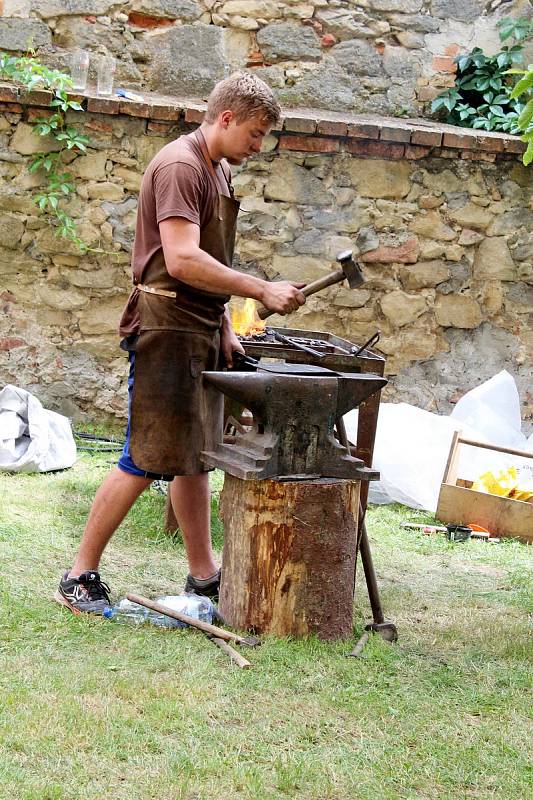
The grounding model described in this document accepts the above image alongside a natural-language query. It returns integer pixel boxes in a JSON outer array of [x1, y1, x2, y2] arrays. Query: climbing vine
[[430, 17, 533, 139], [0, 51, 91, 252]]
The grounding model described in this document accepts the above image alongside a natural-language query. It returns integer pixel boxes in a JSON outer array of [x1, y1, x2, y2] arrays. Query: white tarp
[[344, 370, 533, 512], [0, 384, 76, 473]]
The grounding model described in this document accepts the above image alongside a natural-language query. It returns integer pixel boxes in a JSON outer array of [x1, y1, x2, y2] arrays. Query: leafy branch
[[430, 17, 533, 137], [508, 66, 533, 165], [0, 51, 91, 252]]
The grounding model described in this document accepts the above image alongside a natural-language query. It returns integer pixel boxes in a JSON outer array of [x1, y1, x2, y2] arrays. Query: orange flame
[[231, 298, 266, 337]]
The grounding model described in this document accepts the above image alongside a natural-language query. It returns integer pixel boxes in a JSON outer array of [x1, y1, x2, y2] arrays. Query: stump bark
[[218, 476, 360, 640]]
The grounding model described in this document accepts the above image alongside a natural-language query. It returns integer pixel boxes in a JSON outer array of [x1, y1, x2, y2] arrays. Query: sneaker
[[184, 569, 221, 602], [54, 570, 111, 615]]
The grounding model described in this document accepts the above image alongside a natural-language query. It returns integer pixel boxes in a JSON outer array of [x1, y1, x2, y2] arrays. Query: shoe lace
[[81, 574, 111, 603]]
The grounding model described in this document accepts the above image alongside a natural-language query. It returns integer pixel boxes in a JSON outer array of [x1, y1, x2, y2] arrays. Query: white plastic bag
[[344, 370, 532, 512], [0, 384, 76, 472]]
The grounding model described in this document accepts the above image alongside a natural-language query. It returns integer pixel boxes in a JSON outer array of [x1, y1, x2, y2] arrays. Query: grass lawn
[[0, 447, 531, 800]]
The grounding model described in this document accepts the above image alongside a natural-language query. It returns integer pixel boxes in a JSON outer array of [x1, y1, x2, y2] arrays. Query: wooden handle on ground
[[209, 637, 251, 668], [127, 593, 251, 646], [256, 269, 345, 320]]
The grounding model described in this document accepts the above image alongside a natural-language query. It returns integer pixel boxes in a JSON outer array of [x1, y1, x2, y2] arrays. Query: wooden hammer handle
[[257, 269, 345, 320], [127, 593, 249, 645]]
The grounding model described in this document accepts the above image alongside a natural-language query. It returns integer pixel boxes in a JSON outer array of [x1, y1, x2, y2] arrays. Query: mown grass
[[0, 448, 531, 800]]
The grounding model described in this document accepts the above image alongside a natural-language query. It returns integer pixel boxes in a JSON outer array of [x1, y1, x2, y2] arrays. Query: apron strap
[[194, 129, 232, 198]]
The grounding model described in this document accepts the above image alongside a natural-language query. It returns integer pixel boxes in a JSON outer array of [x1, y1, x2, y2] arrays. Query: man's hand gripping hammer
[[257, 249, 365, 321]]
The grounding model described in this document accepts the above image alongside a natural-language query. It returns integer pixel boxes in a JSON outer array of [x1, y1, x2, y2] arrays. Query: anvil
[[201, 365, 387, 481]]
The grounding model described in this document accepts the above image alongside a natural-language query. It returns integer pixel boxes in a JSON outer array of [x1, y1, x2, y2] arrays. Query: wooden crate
[[436, 432, 533, 543]]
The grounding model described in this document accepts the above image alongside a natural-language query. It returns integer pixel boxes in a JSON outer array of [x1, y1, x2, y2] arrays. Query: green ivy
[[430, 17, 533, 136], [509, 65, 533, 165], [0, 51, 90, 252]]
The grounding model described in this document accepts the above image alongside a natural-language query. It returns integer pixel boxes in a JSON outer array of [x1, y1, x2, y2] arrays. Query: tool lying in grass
[[127, 593, 258, 668], [400, 522, 499, 543], [256, 249, 365, 320]]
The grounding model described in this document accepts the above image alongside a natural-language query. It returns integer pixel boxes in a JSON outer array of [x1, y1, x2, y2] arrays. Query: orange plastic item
[[467, 523, 490, 533]]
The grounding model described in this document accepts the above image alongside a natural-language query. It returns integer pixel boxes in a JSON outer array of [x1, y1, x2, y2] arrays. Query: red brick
[[27, 107, 54, 122], [442, 131, 477, 149], [321, 34, 336, 47], [148, 120, 176, 135], [149, 102, 180, 121], [411, 128, 442, 147], [247, 50, 264, 67], [460, 150, 496, 163], [128, 11, 173, 28], [0, 102, 22, 113], [20, 89, 53, 106], [361, 237, 419, 264], [283, 116, 317, 134], [0, 337, 25, 351], [184, 107, 205, 124], [119, 100, 152, 118], [346, 121, 380, 139], [404, 144, 432, 159], [279, 134, 339, 153], [346, 139, 405, 159], [476, 134, 505, 153], [380, 125, 411, 143], [87, 96, 120, 114], [317, 119, 347, 136], [444, 44, 460, 57], [438, 148, 459, 159], [0, 84, 19, 102], [85, 117, 113, 134], [503, 136, 526, 154], [432, 55, 457, 73]]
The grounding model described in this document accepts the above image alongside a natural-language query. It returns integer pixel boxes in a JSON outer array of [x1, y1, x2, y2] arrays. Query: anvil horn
[[335, 373, 387, 417], [203, 371, 270, 411]]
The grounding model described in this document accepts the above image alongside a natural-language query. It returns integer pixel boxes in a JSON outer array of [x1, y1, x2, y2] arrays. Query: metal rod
[[352, 330, 380, 357], [357, 508, 385, 626], [265, 327, 324, 359]]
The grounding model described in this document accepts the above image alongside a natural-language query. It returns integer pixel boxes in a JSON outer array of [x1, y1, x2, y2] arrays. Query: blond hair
[[205, 71, 281, 126]]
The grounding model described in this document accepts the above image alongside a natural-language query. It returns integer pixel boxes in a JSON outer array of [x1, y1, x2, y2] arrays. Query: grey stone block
[[0, 19, 51, 51], [257, 22, 321, 63], [430, 0, 485, 23], [32, 1, 116, 18], [144, 24, 227, 96], [130, 0, 202, 21], [331, 39, 384, 77]]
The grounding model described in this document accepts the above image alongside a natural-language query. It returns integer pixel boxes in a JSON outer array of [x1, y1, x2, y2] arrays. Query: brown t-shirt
[[119, 130, 231, 336]]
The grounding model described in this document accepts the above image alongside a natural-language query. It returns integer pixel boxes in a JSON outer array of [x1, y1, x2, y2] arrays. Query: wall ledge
[[0, 82, 525, 163]]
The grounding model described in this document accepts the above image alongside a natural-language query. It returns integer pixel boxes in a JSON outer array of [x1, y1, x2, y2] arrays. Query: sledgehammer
[[257, 249, 365, 321]]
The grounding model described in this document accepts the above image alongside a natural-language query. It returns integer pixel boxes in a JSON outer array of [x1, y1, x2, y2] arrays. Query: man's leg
[[169, 472, 218, 580], [70, 467, 152, 576]]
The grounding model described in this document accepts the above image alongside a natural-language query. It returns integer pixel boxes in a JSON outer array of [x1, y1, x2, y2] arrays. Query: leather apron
[[128, 130, 240, 475]]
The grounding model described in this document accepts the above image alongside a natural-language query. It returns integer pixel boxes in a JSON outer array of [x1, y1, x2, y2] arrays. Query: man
[[55, 71, 305, 614]]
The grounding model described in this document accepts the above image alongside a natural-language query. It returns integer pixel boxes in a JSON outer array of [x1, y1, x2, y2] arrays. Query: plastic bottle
[[103, 594, 214, 628]]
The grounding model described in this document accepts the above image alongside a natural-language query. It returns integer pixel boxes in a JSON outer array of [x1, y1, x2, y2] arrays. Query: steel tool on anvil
[[256, 249, 364, 321]]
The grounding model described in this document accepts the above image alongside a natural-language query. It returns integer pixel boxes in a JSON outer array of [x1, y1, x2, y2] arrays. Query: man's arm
[[159, 217, 305, 315]]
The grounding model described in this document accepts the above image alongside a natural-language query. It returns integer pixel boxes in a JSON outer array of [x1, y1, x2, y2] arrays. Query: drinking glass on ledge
[[97, 55, 116, 97], [70, 49, 89, 92]]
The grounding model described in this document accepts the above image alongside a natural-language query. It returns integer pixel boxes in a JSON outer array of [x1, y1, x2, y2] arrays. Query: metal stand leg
[[347, 507, 398, 658]]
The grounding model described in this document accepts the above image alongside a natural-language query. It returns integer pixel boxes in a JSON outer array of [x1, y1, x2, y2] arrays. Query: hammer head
[[337, 249, 365, 289]]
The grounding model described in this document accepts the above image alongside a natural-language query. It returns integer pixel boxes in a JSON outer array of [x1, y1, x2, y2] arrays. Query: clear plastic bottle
[[103, 594, 214, 628], [103, 598, 149, 625]]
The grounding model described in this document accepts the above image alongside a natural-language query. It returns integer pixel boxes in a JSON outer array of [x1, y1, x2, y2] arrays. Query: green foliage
[[430, 17, 533, 136], [509, 65, 533, 165], [0, 51, 90, 251]]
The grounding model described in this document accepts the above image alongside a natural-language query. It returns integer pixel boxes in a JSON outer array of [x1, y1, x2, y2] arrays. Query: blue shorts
[[117, 352, 175, 482]]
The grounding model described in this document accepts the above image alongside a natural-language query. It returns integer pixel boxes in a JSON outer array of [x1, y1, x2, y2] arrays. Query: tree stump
[[218, 476, 360, 640]]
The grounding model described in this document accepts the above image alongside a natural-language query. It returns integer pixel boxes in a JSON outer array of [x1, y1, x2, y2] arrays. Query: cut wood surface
[[219, 476, 360, 640], [437, 484, 533, 543]]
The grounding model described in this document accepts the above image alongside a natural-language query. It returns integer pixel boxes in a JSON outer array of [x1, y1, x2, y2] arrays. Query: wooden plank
[[442, 430, 461, 485], [457, 437, 533, 461], [436, 484, 533, 543]]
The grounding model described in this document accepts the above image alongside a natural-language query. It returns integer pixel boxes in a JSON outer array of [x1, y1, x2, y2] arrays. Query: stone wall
[[0, 0, 532, 117], [0, 90, 531, 428]]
